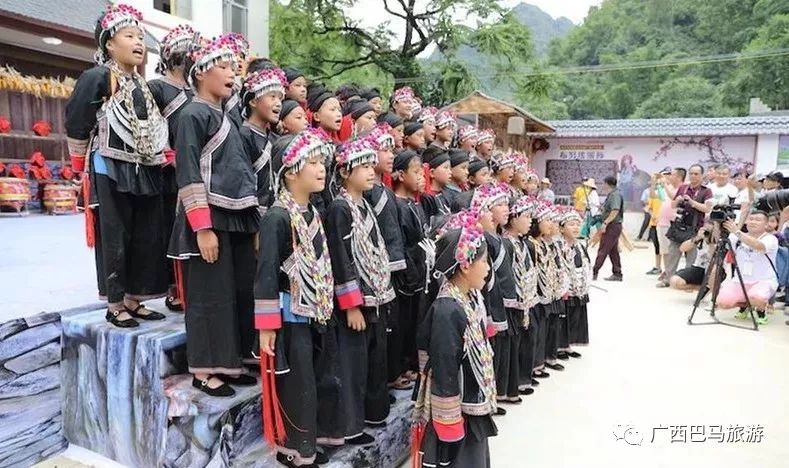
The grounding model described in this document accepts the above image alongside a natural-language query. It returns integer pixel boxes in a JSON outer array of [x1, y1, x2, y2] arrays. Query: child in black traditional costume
[[66, 4, 169, 327], [403, 122, 427, 152], [472, 184, 516, 412], [457, 126, 479, 157], [239, 67, 287, 210], [223, 32, 248, 128], [362, 125, 410, 389], [254, 128, 340, 467], [528, 202, 563, 380], [447, 149, 470, 194], [490, 150, 516, 186], [325, 137, 395, 445], [467, 159, 492, 190], [508, 153, 530, 198], [149, 24, 197, 312], [283, 67, 308, 107], [498, 196, 539, 403], [344, 99, 378, 138], [432, 110, 456, 149], [558, 208, 590, 356], [279, 99, 309, 135], [391, 150, 429, 387], [417, 106, 438, 147], [377, 112, 405, 151], [168, 34, 259, 395], [412, 213, 498, 468], [476, 129, 496, 161], [360, 87, 384, 115], [420, 146, 453, 222], [390, 87, 416, 121], [543, 208, 568, 372]]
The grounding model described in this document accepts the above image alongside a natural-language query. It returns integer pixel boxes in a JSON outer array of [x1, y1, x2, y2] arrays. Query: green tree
[[269, 0, 538, 105], [633, 76, 729, 118]]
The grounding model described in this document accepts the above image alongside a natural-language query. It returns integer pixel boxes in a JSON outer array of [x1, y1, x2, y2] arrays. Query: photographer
[[668, 222, 720, 291], [660, 164, 712, 288], [592, 176, 624, 281], [717, 212, 779, 325]]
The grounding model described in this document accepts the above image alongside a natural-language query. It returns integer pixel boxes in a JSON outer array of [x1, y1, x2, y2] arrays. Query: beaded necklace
[[106, 60, 166, 163], [279, 188, 334, 324], [339, 187, 394, 305], [442, 281, 497, 413]]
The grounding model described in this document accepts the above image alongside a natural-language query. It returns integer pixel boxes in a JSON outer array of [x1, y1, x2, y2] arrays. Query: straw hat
[[583, 178, 597, 189], [541, 177, 551, 186]]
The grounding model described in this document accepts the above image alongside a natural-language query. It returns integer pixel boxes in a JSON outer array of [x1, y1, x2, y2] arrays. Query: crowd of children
[[65, 6, 592, 467]]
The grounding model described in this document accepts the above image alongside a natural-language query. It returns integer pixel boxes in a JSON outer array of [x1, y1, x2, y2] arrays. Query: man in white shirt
[[717, 212, 779, 325], [708, 165, 738, 208]]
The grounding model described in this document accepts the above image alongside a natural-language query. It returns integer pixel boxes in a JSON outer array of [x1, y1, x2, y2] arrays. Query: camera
[[709, 204, 740, 223], [757, 189, 789, 213]]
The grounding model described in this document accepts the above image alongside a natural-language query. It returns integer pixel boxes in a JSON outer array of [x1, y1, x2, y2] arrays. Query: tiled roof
[[526, 116, 789, 138]]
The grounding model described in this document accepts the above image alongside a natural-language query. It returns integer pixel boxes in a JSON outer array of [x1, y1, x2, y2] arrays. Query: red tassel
[[174, 260, 187, 311], [411, 422, 426, 468], [260, 354, 286, 446], [82, 176, 95, 248], [422, 163, 434, 195], [382, 172, 393, 190]]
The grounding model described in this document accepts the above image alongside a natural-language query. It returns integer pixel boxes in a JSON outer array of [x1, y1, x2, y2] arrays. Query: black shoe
[[519, 387, 535, 396], [315, 451, 329, 465], [346, 433, 375, 446], [500, 397, 522, 404], [105, 309, 139, 328], [192, 377, 235, 397], [546, 362, 565, 371], [494, 407, 507, 416], [223, 374, 257, 386], [568, 351, 582, 358], [165, 296, 184, 312], [276, 453, 318, 468], [557, 352, 570, 361], [365, 419, 387, 428], [604, 275, 623, 282], [533, 370, 550, 379], [531, 378, 540, 386], [125, 304, 166, 321]]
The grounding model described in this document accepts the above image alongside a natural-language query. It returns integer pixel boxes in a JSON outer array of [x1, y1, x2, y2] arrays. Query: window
[[154, 0, 192, 20], [223, 0, 248, 36]]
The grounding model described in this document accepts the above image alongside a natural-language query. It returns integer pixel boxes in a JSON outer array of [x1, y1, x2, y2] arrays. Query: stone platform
[[61, 308, 412, 468]]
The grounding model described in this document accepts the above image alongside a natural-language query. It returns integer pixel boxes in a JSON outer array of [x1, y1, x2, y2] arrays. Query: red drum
[[43, 183, 78, 214], [0, 177, 30, 214]]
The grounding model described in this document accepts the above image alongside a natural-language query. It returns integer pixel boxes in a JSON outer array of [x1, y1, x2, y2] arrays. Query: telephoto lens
[[756, 189, 789, 212]]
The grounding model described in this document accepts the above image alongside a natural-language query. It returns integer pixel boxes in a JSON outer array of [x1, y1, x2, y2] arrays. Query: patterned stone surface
[[0, 311, 67, 468], [60, 307, 413, 468]]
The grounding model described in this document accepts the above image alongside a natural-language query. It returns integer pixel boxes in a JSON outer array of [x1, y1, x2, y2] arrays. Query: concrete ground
[[7, 213, 788, 468], [0, 214, 98, 323]]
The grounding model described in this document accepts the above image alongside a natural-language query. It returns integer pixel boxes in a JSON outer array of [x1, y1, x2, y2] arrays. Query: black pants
[[648, 225, 660, 256], [336, 305, 390, 437], [557, 300, 570, 351], [567, 298, 589, 346], [183, 230, 255, 375], [519, 308, 537, 387], [397, 292, 421, 375], [544, 303, 560, 363], [638, 211, 651, 240], [274, 321, 343, 464], [533, 303, 549, 371], [494, 309, 521, 398], [386, 297, 403, 383], [94, 174, 167, 306], [162, 187, 178, 295]]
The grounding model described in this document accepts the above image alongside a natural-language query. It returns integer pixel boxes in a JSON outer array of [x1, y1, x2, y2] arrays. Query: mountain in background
[[425, 2, 574, 98], [511, 3, 574, 57]]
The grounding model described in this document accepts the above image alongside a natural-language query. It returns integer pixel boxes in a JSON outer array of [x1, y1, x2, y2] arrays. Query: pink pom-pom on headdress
[[244, 68, 288, 99], [364, 123, 395, 151], [417, 106, 439, 124], [477, 128, 496, 145], [435, 110, 456, 130], [392, 86, 415, 104], [470, 182, 509, 214], [457, 125, 479, 143], [454, 212, 486, 270], [336, 136, 378, 169], [189, 33, 239, 78], [100, 4, 143, 31]]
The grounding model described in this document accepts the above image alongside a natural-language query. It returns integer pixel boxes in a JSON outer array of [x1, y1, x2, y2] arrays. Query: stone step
[[61, 308, 412, 468]]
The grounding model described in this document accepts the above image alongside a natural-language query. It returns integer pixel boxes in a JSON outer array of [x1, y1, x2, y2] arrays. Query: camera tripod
[[688, 229, 759, 331]]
